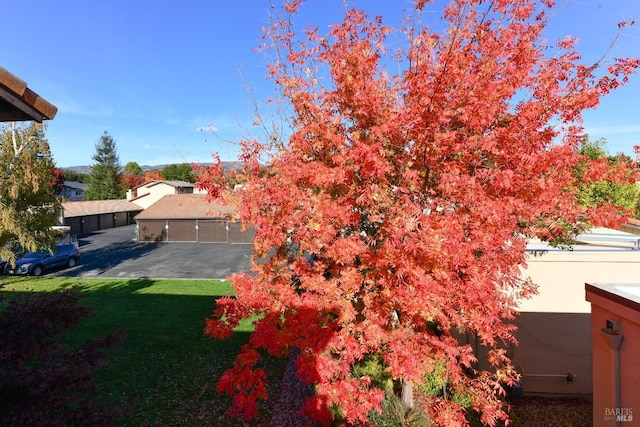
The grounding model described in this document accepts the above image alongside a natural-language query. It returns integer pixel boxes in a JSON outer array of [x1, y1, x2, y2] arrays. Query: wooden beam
[[0, 86, 48, 122]]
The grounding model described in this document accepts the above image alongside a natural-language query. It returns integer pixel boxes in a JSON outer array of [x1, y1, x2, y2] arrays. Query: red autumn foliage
[[200, 1, 639, 425], [144, 170, 164, 181], [50, 167, 66, 195], [120, 173, 146, 191]]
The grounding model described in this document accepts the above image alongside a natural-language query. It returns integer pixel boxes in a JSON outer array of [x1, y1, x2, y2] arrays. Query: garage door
[[65, 217, 83, 236], [138, 220, 167, 242], [228, 222, 255, 244], [82, 216, 100, 233], [167, 220, 197, 242], [99, 213, 115, 230], [115, 211, 131, 227], [198, 220, 228, 243]]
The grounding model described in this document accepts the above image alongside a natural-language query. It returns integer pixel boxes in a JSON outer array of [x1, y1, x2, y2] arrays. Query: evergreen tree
[[85, 131, 123, 200], [0, 122, 62, 264]]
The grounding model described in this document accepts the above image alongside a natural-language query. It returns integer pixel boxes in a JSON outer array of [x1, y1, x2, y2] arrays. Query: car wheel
[[33, 265, 43, 277], [67, 257, 77, 268]]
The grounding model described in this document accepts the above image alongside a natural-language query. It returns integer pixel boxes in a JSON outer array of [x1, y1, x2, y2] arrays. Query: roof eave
[[0, 67, 57, 122]]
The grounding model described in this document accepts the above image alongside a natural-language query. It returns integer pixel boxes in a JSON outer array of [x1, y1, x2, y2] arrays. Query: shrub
[[369, 391, 430, 427], [0, 288, 125, 426], [353, 354, 393, 392], [419, 360, 473, 408], [418, 360, 521, 427]]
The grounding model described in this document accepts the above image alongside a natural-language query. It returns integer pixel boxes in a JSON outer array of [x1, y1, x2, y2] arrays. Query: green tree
[[85, 131, 124, 200], [123, 161, 144, 177], [578, 136, 608, 160], [162, 163, 195, 182], [61, 169, 89, 183], [576, 137, 639, 215], [0, 122, 62, 264]]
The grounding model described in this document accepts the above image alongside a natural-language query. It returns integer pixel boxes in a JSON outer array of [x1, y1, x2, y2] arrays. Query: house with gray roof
[[62, 181, 88, 201]]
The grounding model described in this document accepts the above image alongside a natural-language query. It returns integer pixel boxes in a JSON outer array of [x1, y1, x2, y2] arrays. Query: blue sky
[[3, 1, 640, 168]]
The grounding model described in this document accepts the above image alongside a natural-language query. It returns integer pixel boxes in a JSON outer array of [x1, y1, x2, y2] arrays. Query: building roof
[[0, 66, 57, 122], [622, 218, 640, 231], [526, 226, 640, 253], [62, 199, 143, 218], [64, 181, 89, 190], [134, 180, 195, 190], [134, 194, 237, 220]]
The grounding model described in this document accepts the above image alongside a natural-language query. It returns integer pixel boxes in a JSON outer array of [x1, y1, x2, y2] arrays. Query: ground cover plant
[[0, 277, 286, 426], [0, 286, 123, 427]]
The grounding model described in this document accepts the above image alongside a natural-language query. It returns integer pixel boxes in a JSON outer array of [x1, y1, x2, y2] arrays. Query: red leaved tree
[[120, 173, 146, 191], [50, 167, 66, 196], [144, 170, 164, 181], [200, 0, 639, 425]]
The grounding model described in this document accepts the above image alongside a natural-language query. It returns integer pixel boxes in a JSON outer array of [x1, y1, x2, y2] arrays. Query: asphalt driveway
[[50, 225, 253, 280]]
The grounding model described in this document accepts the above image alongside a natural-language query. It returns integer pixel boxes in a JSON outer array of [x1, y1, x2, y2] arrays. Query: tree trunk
[[401, 379, 414, 409]]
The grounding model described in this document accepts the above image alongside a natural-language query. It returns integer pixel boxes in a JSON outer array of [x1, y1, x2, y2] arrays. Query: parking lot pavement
[[51, 225, 253, 280]]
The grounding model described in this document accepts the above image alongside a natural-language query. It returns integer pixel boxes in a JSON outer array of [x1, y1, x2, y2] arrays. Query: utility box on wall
[[586, 283, 640, 426]]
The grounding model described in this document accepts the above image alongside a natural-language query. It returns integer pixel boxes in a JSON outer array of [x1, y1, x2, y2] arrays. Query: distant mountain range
[[61, 161, 245, 175]]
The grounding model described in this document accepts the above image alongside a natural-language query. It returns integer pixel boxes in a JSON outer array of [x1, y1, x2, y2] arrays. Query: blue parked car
[[5, 243, 80, 276]]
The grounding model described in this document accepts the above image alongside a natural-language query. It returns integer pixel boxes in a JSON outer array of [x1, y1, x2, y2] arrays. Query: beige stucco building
[[510, 229, 640, 397], [126, 180, 206, 210]]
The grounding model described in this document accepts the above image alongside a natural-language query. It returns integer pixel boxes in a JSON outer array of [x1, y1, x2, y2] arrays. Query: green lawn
[[0, 276, 286, 426]]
